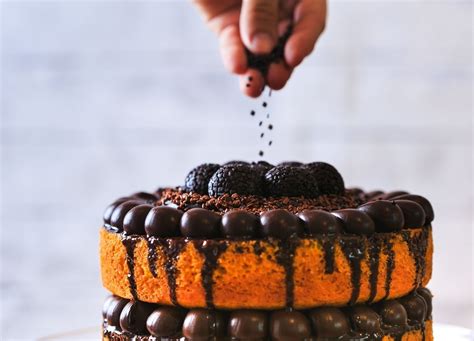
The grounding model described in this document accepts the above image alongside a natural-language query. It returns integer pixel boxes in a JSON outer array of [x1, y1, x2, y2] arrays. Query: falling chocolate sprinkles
[[367, 235, 383, 303], [382, 238, 396, 300], [402, 227, 430, 287], [339, 237, 366, 305], [321, 235, 336, 274], [275, 237, 300, 307], [121, 235, 140, 300], [193, 240, 228, 308]]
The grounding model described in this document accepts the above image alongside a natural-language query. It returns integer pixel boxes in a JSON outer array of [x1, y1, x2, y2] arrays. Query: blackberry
[[305, 162, 345, 195], [251, 161, 274, 181], [183, 163, 220, 194], [224, 160, 250, 166], [208, 164, 263, 197], [278, 161, 303, 167], [264, 166, 320, 198]]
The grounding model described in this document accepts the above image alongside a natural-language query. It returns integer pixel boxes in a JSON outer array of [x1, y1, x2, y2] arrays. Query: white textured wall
[[1, 0, 472, 338]]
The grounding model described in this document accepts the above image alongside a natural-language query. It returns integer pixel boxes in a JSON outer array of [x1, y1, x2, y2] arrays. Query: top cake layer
[[100, 161, 434, 310]]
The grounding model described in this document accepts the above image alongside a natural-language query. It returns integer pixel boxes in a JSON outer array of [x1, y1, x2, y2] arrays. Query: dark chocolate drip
[[253, 240, 265, 256], [339, 237, 366, 306], [402, 228, 430, 287], [121, 235, 140, 300], [193, 240, 228, 308], [321, 235, 336, 274], [160, 238, 187, 306], [275, 237, 300, 308], [367, 235, 383, 303], [382, 238, 395, 300], [146, 238, 159, 278]]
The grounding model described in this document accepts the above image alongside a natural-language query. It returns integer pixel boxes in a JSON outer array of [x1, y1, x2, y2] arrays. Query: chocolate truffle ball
[[144, 206, 183, 237], [394, 200, 426, 228], [180, 208, 221, 238], [392, 194, 434, 225], [270, 310, 312, 340], [349, 306, 381, 333], [132, 191, 159, 203], [379, 301, 408, 327], [102, 295, 119, 319], [119, 301, 156, 335], [123, 204, 153, 235], [417, 288, 433, 317], [399, 294, 427, 323], [309, 307, 350, 338], [382, 191, 409, 200], [182, 309, 227, 339], [260, 209, 303, 238], [146, 306, 186, 337], [103, 198, 129, 224], [105, 297, 129, 329], [298, 210, 343, 235], [358, 200, 405, 232], [365, 190, 384, 200], [332, 209, 375, 235], [110, 200, 142, 231], [221, 210, 260, 238], [228, 310, 268, 339]]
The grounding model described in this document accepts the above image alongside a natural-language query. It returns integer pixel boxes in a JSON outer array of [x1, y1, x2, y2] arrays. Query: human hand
[[192, 0, 327, 97]]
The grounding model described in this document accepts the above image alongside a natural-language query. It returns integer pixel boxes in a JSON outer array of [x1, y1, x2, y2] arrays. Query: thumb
[[240, 0, 279, 55]]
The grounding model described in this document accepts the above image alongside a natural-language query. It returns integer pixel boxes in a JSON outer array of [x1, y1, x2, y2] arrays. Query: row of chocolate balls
[[103, 288, 432, 339], [103, 193, 434, 239]]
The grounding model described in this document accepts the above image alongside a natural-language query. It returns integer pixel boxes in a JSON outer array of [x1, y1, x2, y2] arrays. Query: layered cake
[[100, 161, 434, 340]]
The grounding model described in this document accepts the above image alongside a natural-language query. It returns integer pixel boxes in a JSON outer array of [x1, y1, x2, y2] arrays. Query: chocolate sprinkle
[[158, 188, 363, 215]]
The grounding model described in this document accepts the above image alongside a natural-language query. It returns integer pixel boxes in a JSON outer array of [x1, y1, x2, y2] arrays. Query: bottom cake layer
[[102, 288, 433, 340]]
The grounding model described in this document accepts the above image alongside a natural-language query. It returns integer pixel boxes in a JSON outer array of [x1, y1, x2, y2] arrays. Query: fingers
[[239, 69, 265, 98], [266, 62, 293, 90], [219, 25, 247, 74], [285, 0, 327, 68], [239, 61, 293, 97], [240, 0, 279, 54]]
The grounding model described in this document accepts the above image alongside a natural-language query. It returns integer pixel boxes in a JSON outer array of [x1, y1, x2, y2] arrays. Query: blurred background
[[1, 0, 472, 338]]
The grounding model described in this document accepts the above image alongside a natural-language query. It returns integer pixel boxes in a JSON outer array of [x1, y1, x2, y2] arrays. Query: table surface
[[39, 323, 473, 340]]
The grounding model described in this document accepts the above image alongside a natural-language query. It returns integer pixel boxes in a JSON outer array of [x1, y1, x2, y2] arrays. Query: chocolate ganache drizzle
[[118, 229, 430, 309], [146, 238, 187, 306], [120, 235, 140, 300]]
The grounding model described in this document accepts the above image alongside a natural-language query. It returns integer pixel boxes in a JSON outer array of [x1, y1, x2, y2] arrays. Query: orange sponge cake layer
[[100, 226, 432, 309]]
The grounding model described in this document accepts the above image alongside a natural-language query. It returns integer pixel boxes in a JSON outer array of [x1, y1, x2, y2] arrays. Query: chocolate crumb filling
[[157, 188, 364, 215]]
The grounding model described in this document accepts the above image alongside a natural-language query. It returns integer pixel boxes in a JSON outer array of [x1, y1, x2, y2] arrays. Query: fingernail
[[250, 33, 275, 54]]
